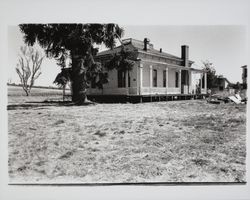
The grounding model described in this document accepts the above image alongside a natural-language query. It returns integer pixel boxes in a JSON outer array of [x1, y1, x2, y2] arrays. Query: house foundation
[[87, 94, 208, 103]]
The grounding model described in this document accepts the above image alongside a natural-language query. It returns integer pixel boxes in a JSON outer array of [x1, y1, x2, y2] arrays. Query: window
[[175, 71, 179, 87], [128, 72, 131, 88], [118, 70, 126, 88], [163, 70, 166, 87], [153, 69, 157, 87], [202, 75, 205, 89]]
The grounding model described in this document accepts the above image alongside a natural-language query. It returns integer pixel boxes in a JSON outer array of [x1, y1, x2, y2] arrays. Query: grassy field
[[8, 85, 71, 104], [8, 86, 246, 183]]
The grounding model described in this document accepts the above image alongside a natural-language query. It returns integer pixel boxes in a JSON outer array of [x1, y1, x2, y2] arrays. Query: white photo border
[[0, 0, 249, 199]]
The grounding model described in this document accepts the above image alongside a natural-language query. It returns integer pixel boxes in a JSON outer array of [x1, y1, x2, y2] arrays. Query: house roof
[[97, 38, 193, 63], [218, 76, 231, 84], [123, 38, 183, 60]]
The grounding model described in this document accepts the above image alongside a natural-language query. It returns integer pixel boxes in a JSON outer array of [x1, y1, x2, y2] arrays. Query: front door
[[181, 70, 189, 94]]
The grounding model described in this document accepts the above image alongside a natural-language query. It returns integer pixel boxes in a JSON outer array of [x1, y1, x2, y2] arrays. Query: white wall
[[142, 64, 150, 87], [153, 65, 164, 87], [103, 69, 118, 89], [101, 63, 139, 89], [142, 64, 170, 88], [129, 63, 138, 88], [168, 68, 177, 88]]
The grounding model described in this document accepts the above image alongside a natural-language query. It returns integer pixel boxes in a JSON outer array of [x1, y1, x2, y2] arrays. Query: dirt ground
[[8, 88, 246, 183]]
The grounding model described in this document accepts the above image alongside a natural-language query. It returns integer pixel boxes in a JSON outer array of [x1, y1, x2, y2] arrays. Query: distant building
[[216, 75, 231, 91], [89, 38, 207, 102], [241, 65, 247, 85]]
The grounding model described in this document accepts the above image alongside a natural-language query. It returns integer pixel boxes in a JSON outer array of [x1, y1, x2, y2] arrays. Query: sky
[[8, 25, 247, 86]]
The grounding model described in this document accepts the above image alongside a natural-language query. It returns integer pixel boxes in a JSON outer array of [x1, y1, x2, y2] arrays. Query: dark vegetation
[[19, 24, 133, 104]]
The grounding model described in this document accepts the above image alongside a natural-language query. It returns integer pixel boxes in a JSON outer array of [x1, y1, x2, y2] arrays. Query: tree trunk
[[71, 54, 88, 104], [24, 87, 30, 96], [63, 85, 65, 101]]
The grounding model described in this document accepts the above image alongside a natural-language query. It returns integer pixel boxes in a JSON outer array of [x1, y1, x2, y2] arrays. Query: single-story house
[[88, 38, 207, 102]]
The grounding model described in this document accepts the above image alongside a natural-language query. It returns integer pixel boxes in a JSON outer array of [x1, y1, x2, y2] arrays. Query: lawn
[[8, 86, 246, 183]]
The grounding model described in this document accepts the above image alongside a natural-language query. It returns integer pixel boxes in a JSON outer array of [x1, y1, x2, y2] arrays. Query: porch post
[[178, 69, 182, 93], [200, 73, 203, 92], [165, 67, 168, 93], [125, 70, 129, 95], [189, 70, 192, 94], [149, 65, 153, 92], [204, 72, 207, 94], [139, 63, 143, 95]]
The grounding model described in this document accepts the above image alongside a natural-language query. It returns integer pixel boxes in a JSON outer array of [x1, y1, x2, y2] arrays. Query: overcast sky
[[8, 25, 247, 86]]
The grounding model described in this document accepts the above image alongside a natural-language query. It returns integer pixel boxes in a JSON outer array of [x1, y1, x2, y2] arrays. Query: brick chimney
[[144, 38, 150, 51], [181, 45, 189, 67]]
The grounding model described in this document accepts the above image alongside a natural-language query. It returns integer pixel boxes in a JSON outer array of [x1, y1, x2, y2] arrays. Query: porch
[[137, 61, 207, 96], [87, 60, 207, 96]]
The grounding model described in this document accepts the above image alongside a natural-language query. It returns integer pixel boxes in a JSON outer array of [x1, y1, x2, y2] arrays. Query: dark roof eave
[[96, 41, 195, 63], [137, 50, 182, 61]]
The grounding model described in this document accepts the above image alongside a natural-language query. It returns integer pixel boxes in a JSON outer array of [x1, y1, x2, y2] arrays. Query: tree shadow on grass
[[7, 101, 95, 110]]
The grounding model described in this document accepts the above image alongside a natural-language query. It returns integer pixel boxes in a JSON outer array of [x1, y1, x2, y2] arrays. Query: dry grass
[[8, 87, 246, 183], [8, 85, 71, 104]]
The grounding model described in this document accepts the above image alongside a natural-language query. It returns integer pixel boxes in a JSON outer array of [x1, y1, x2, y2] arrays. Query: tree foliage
[[19, 24, 124, 58], [16, 45, 44, 96], [202, 60, 218, 89], [229, 82, 242, 90], [53, 67, 72, 88], [105, 48, 135, 72]]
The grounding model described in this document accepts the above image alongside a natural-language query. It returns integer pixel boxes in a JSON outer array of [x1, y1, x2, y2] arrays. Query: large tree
[[19, 24, 124, 104]]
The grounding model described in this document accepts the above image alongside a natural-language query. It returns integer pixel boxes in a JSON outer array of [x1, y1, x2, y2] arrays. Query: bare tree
[[16, 46, 44, 96]]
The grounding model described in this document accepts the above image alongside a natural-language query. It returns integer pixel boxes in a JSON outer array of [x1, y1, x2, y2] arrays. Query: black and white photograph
[[1, 0, 250, 200], [7, 24, 247, 184]]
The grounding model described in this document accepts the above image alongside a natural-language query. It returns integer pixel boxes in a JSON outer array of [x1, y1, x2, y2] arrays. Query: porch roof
[[140, 59, 205, 73]]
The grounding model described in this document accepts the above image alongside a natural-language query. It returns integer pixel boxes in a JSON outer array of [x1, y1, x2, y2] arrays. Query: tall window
[[175, 71, 179, 88], [153, 69, 157, 87], [128, 72, 131, 87], [202, 74, 205, 89], [118, 70, 126, 88], [163, 70, 166, 87]]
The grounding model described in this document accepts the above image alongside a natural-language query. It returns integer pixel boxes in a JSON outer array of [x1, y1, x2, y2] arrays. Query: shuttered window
[[163, 70, 166, 87], [175, 71, 179, 87], [118, 70, 126, 88], [153, 69, 157, 87]]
